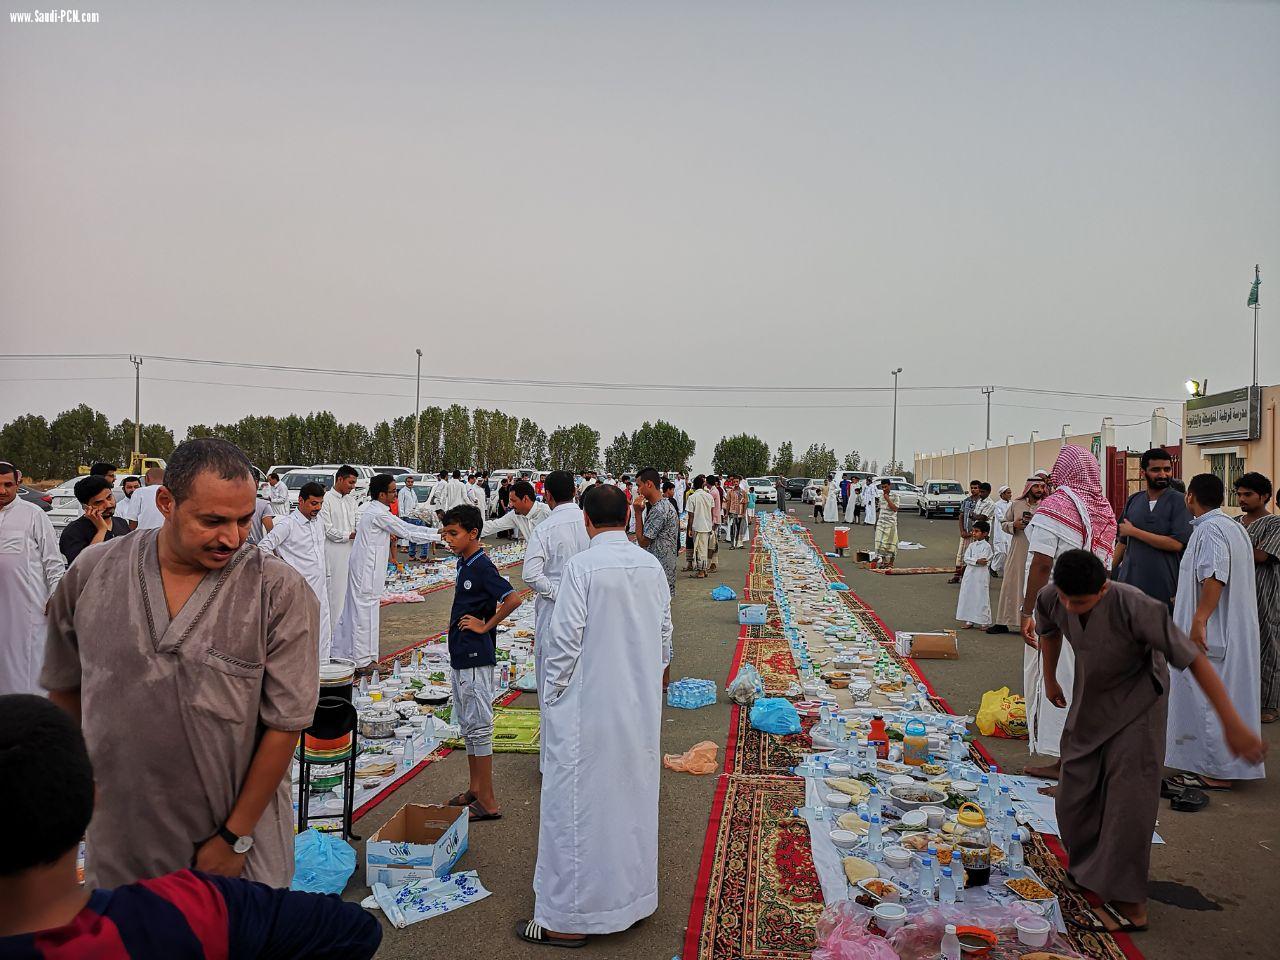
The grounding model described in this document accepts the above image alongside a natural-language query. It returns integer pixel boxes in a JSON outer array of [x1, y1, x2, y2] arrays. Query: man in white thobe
[[861, 481, 878, 526], [259, 480, 332, 659], [466, 476, 488, 516], [673, 473, 687, 509], [332, 474, 440, 669], [437, 471, 468, 511], [520, 484, 671, 947], [991, 485, 1013, 575], [1165, 473, 1266, 787], [482, 480, 551, 541], [266, 473, 290, 517], [320, 466, 359, 628], [0, 462, 65, 694], [520, 471, 590, 769], [121, 467, 166, 531], [823, 475, 839, 523]]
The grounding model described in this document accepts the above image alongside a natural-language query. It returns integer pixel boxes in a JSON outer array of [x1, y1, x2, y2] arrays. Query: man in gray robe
[[42, 438, 320, 889], [1035, 549, 1263, 933], [1112, 448, 1192, 609]]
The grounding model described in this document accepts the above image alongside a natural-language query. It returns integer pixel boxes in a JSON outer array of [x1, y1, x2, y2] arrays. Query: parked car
[[19, 484, 52, 511], [917, 479, 966, 518], [744, 477, 776, 504], [371, 465, 413, 477], [45, 480, 86, 533], [282, 468, 370, 509], [785, 477, 809, 499], [886, 481, 921, 510]]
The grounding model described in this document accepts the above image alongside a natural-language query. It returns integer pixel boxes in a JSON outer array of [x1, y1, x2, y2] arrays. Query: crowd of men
[[0, 446, 690, 953]]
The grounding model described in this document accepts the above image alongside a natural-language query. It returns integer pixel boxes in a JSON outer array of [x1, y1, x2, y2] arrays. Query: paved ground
[[347, 513, 1279, 959]]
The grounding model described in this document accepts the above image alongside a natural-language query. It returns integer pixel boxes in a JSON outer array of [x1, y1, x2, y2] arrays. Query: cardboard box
[[895, 630, 959, 660], [855, 551, 873, 563], [738, 603, 767, 626], [365, 803, 469, 887]]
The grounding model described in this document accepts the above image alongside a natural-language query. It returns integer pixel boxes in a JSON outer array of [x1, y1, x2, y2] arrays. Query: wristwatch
[[217, 825, 254, 855]]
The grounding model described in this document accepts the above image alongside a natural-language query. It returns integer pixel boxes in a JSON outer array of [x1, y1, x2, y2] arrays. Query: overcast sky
[[3, 1, 1277, 471]]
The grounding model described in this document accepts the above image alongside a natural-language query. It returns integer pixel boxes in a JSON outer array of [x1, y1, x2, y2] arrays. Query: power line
[[0, 352, 1185, 404]]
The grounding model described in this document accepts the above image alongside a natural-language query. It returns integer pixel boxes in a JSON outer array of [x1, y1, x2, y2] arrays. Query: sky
[[3, 1, 1277, 472]]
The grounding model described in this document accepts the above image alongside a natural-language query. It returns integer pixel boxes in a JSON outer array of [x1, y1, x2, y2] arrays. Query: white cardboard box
[[365, 803, 469, 887]]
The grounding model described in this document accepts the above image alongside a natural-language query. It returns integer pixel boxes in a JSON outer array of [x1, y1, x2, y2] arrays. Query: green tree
[[516, 418, 547, 468], [772, 441, 795, 475], [712, 433, 770, 477], [628, 420, 695, 472], [369, 420, 396, 466], [842, 450, 862, 471], [547, 423, 600, 472], [798, 442, 837, 478], [489, 412, 520, 469], [416, 406, 445, 471], [49, 404, 113, 478], [441, 404, 473, 469], [0, 414, 53, 479], [471, 409, 492, 470], [109, 420, 176, 466], [604, 433, 631, 476]]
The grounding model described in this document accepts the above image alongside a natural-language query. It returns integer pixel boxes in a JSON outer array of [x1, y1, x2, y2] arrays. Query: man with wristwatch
[[41, 439, 320, 888]]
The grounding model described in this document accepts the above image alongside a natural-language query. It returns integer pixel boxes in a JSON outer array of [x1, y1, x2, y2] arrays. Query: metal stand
[[296, 696, 361, 841]]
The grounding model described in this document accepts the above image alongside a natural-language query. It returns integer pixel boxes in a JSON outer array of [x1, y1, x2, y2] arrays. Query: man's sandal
[[516, 921, 587, 948], [1066, 902, 1148, 934], [468, 799, 503, 822], [446, 791, 476, 807]]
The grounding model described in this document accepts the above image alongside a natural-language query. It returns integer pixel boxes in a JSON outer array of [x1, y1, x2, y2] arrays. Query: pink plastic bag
[[811, 901, 899, 960], [662, 740, 719, 774]]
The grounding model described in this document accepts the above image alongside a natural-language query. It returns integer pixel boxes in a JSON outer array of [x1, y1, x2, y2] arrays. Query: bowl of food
[[882, 845, 914, 870], [898, 809, 928, 831], [871, 901, 908, 932], [955, 927, 998, 957], [829, 829, 861, 851], [825, 792, 852, 809], [413, 686, 451, 706], [856, 877, 903, 903], [886, 783, 948, 812], [1014, 915, 1052, 947]]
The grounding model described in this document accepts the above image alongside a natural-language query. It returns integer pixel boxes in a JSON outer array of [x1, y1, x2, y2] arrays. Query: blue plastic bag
[[291, 828, 357, 895], [749, 697, 802, 735], [827, 581, 849, 591], [710, 584, 737, 601]]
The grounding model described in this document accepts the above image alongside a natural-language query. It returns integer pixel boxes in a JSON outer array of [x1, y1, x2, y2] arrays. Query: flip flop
[[1166, 772, 1231, 791], [1065, 903, 1147, 934], [467, 799, 503, 822], [516, 920, 587, 948], [447, 791, 476, 807], [1169, 787, 1209, 813]]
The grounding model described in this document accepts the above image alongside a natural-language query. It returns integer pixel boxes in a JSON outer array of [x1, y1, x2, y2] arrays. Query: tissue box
[[366, 803, 469, 887], [895, 630, 959, 660], [738, 603, 768, 626]]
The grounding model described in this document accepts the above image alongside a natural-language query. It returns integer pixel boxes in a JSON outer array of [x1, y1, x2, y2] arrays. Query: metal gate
[[1105, 444, 1182, 519]]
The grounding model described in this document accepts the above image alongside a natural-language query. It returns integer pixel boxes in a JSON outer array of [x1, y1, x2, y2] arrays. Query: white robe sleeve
[[523, 528, 555, 603], [376, 509, 440, 544], [36, 511, 65, 594], [320, 497, 348, 543], [659, 581, 673, 667], [257, 516, 290, 555], [543, 562, 590, 702], [481, 511, 518, 538]]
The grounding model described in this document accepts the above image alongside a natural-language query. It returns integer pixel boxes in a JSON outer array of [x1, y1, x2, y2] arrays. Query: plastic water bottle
[[392, 658, 401, 679], [835, 715, 847, 744], [358, 674, 369, 697], [941, 924, 961, 960], [921, 856, 937, 899], [978, 773, 993, 809], [1008, 829, 1025, 875], [1002, 806, 1017, 849], [868, 785, 882, 818], [862, 738, 877, 769], [867, 815, 884, 861], [371, 667, 381, 687], [998, 784, 1012, 818], [938, 867, 957, 905], [402, 733, 416, 771], [949, 734, 965, 763], [819, 703, 832, 731]]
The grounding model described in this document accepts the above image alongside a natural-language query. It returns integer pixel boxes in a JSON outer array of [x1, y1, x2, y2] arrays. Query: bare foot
[[1037, 784, 1059, 798], [1024, 760, 1061, 780]]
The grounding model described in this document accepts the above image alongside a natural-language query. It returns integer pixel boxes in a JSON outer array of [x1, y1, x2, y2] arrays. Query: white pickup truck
[[917, 480, 967, 519]]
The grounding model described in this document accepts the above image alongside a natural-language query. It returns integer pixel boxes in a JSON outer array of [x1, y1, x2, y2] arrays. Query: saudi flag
[[1248, 267, 1260, 307]]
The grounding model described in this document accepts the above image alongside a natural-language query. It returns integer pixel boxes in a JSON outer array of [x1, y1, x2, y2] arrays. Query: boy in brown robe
[[1034, 549, 1265, 933]]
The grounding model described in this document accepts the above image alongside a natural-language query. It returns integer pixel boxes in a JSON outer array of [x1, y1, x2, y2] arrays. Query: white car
[[744, 477, 776, 504], [45, 480, 85, 534], [371, 465, 413, 477], [917, 479, 966, 518], [282, 468, 371, 509], [886, 481, 921, 510]]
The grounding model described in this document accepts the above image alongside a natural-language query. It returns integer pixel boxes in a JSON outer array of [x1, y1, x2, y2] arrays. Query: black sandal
[[516, 920, 587, 948], [1165, 772, 1231, 791], [447, 791, 477, 807], [1066, 903, 1148, 934], [468, 799, 503, 822]]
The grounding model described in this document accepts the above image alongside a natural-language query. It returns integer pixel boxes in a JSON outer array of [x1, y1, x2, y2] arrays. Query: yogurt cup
[[872, 902, 908, 933], [1015, 915, 1052, 947], [920, 804, 947, 829]]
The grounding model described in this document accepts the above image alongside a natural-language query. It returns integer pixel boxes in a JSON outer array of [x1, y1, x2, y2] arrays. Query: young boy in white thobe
[[519, 483, 672, 948], [258, 481, 332, 659], [957, 519, 993, 628]]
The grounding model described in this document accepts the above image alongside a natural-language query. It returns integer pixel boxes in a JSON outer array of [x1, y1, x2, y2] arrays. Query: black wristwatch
[[216, 825, 254, 855]]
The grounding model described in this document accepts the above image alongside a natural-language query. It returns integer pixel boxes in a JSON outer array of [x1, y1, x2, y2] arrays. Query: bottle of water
[[868, 785, 882, 818], [392, 658, 401, 679], [921, 856, 937, 899], [862, 738, 877, 769], [836, 715, 847, 744], [938, 867, 957, 905], [1002, 806, 1017, 850], [371, 667, 381, 687], [1008, 829, 1025, 875], [402, 733, 416, 771], [978, 773, 993, 809], [998, 784, 1012, 819], [941, 924, 961, 960], [358, 674, 369, 697], [867, 815, 884, 861], [949, 733, 965, 763], [819, 703, 832, 731]]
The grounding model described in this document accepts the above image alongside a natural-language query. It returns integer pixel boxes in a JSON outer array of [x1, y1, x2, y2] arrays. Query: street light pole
[[890, 367, 903, 471], [413, 348, 423, 472], [130, 355, 142, 459]]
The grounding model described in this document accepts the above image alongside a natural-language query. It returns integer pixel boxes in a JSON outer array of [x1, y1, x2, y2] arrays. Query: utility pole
[[980, 386, 994, 443], [890, 367, 903, 471], [413, 348, 423, 472], [1250, 264, 1261, 388], [130, 355, 142, 459]]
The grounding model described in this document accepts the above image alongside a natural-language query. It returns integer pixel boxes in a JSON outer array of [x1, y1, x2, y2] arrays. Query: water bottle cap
[[942, 867, 952, 877], [980, 774, 990, 783], [921, 856, 932, 865], [945, 924, 957, 933], [870, 814, 881, 823]]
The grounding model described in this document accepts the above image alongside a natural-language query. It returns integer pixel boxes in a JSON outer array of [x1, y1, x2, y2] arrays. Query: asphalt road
[[349, 512, 1278, 959]]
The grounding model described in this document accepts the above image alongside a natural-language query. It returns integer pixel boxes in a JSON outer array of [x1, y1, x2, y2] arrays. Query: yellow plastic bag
[[976, 686, 1028, 739]]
